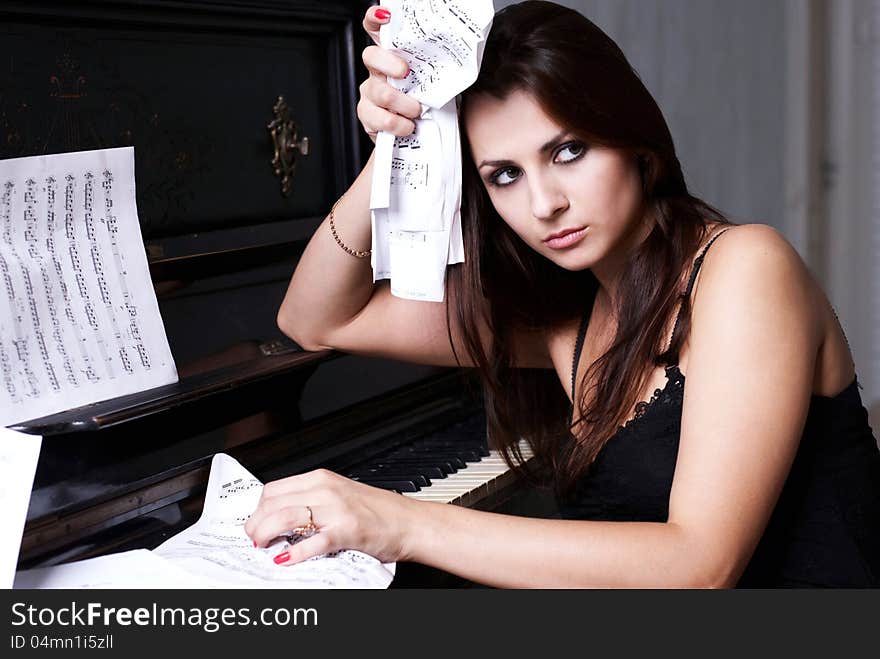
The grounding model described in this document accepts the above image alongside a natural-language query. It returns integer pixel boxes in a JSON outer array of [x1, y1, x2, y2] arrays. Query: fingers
[[357, 55, 420, 139], [360, 64, 419, 115], [245, 470, 334, 545], [247, 503, 317, 549], [273, 533, 335, 567], [244, 468, 408, 568], [246, 496, 339, 567], [362, 44, 409, 81], [362, 5, 392, 46], [358, 7, 418, 142], [357, 96, 417, 139]]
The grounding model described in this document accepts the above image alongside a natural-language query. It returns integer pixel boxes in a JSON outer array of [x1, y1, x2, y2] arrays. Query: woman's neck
[[591, 218, 654, 308], [593, 219, 725, 307]]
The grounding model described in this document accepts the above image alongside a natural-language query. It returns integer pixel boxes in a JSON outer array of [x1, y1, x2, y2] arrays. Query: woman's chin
[[542, 248, 596, 272]]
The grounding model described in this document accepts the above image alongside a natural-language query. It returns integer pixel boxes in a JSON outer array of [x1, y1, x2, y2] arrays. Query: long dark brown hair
[[446, 0, 730, 494]]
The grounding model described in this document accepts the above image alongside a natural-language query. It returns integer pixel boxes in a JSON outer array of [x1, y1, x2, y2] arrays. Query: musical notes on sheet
[[369, 0, 494, 302], [152, 454, 396, 588], [219, 477, 263, 499], [390, 158, 430, 192], [387, 0, 493, 108], [0, 147, 177, 427], [14, 453, 396, 589]]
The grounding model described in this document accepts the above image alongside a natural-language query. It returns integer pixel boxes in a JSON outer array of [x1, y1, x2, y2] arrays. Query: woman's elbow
[[276, 308, 328, 352], [682, 559, 742, 589]]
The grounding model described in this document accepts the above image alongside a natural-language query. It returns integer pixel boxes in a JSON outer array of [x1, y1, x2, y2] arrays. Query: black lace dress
[[560, 231, 880, 587]]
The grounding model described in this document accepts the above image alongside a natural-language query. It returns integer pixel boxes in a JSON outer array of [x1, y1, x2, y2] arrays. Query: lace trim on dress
[[619, 364, 685, 431]]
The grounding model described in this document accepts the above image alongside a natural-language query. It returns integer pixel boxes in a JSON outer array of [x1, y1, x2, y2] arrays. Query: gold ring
[[287, 506, 318, 542]]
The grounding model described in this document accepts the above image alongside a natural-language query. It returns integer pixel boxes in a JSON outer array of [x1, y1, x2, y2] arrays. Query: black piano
[[2, 0, 556, 587]]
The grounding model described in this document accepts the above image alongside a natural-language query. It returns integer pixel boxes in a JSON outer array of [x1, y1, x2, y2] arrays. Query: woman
[[244, 1, 880, 587]]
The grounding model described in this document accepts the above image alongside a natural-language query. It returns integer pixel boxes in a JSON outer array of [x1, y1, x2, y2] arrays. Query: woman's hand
[[358, 5, 422, 143], [244, 468, 418, 565]]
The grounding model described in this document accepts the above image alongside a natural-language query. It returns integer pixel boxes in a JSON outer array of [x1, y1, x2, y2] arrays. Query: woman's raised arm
[[278, 5, 550, 369], [276, 7, 459, 364], [278, 161, 478, 367]]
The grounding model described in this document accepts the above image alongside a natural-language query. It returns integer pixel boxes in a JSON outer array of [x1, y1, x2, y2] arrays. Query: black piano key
[[413, 433, 487, 444], [410, 445, 482, 462], [347, 464, 435, 481], [383, 454, 468, 470], [387, 448, 475, 465], [368, 462, 458, 478], [402, 465, 445, 479], [358, 462, 449, 478], [413, 438, 491, 456], [348, 477, 421, 492], [346, 469, 431, 487], [370, 457, 459, 474]]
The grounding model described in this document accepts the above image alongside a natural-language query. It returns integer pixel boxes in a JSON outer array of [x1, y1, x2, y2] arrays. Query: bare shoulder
[[668, 224, 830, 580], [689, 222, 825, 364], [706, 223, 805, 272], [695, 223, 815, 308]]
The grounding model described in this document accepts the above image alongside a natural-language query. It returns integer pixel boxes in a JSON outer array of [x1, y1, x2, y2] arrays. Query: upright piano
[[1, 0, 556, 587]]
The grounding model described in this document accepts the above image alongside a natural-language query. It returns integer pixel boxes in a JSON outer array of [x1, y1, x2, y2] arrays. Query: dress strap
[[682, 227, 732, 300], [663, 226, 733, 360], [569, 226, 731, 420]]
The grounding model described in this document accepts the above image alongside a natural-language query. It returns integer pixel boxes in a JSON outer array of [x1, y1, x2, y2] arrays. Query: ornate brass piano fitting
[[267, 96, 310, 197]]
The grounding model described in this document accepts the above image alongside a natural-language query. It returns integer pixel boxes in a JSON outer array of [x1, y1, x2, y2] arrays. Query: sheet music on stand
[[0, 147, 177, 427]]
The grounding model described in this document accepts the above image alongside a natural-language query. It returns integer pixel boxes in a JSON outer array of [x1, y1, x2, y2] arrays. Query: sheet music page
[[14, 454, 396, 589], [0, 147, 177, 427], [13, 549, 212, 589], [369, 0, 494, 302], [381, 0, 495, 109], [153, 454, 396, 589], [0, 427, 41, 589]]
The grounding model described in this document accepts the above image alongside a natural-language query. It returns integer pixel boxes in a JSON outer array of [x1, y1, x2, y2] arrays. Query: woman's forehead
[[464, 90, 566, 158]]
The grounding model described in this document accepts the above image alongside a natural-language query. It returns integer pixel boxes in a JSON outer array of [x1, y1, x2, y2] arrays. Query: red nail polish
[[253, 541, 257, 548], [274, 551, 290, 565], [375, 8, 391, 20]]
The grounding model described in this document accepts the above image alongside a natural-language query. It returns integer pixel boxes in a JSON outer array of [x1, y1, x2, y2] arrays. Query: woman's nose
[[529, 175, 569, 221]]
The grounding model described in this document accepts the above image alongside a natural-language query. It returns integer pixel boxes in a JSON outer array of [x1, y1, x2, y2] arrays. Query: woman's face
[[464, 89, 649, 275]]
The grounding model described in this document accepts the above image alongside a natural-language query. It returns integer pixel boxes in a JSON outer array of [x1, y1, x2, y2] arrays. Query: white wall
[[825, 0, 880, 429]]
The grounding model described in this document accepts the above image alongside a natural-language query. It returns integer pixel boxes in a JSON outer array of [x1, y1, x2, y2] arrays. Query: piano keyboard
[[402, 442, 534, 507], [343, 412, 533, 508]]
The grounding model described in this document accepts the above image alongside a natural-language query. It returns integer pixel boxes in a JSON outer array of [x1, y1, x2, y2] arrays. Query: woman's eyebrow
[[477, 130, 571, 169]]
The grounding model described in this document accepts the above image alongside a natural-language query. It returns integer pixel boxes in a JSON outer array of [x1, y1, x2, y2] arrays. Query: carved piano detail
[[268, 95, 311, 197]]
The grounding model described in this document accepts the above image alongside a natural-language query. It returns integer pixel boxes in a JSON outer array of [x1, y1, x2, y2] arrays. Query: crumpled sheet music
[[370, 0, 494, 301], [14, 453, 396, 589], [0, 147, 177, 427], [0, 427, 41, 589], [13, 549, 211, 589]]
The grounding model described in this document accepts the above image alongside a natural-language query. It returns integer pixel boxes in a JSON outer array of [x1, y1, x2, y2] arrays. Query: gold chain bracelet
[[328, 199, 371, 259]]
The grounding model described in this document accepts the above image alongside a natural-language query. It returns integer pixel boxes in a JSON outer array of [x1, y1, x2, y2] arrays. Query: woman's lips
[[544, 227, 588, 250]]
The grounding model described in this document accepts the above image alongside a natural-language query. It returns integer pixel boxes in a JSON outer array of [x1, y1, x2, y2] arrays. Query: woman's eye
[[555, 142, 587, 164], [489, 167, 521, 187]]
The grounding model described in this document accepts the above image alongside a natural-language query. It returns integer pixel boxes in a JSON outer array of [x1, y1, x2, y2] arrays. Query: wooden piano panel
[[0, 0, 370, 236], [0, 0, 397, 370]]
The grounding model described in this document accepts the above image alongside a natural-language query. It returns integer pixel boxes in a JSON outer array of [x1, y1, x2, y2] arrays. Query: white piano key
[[402, 441, 533, 505]]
